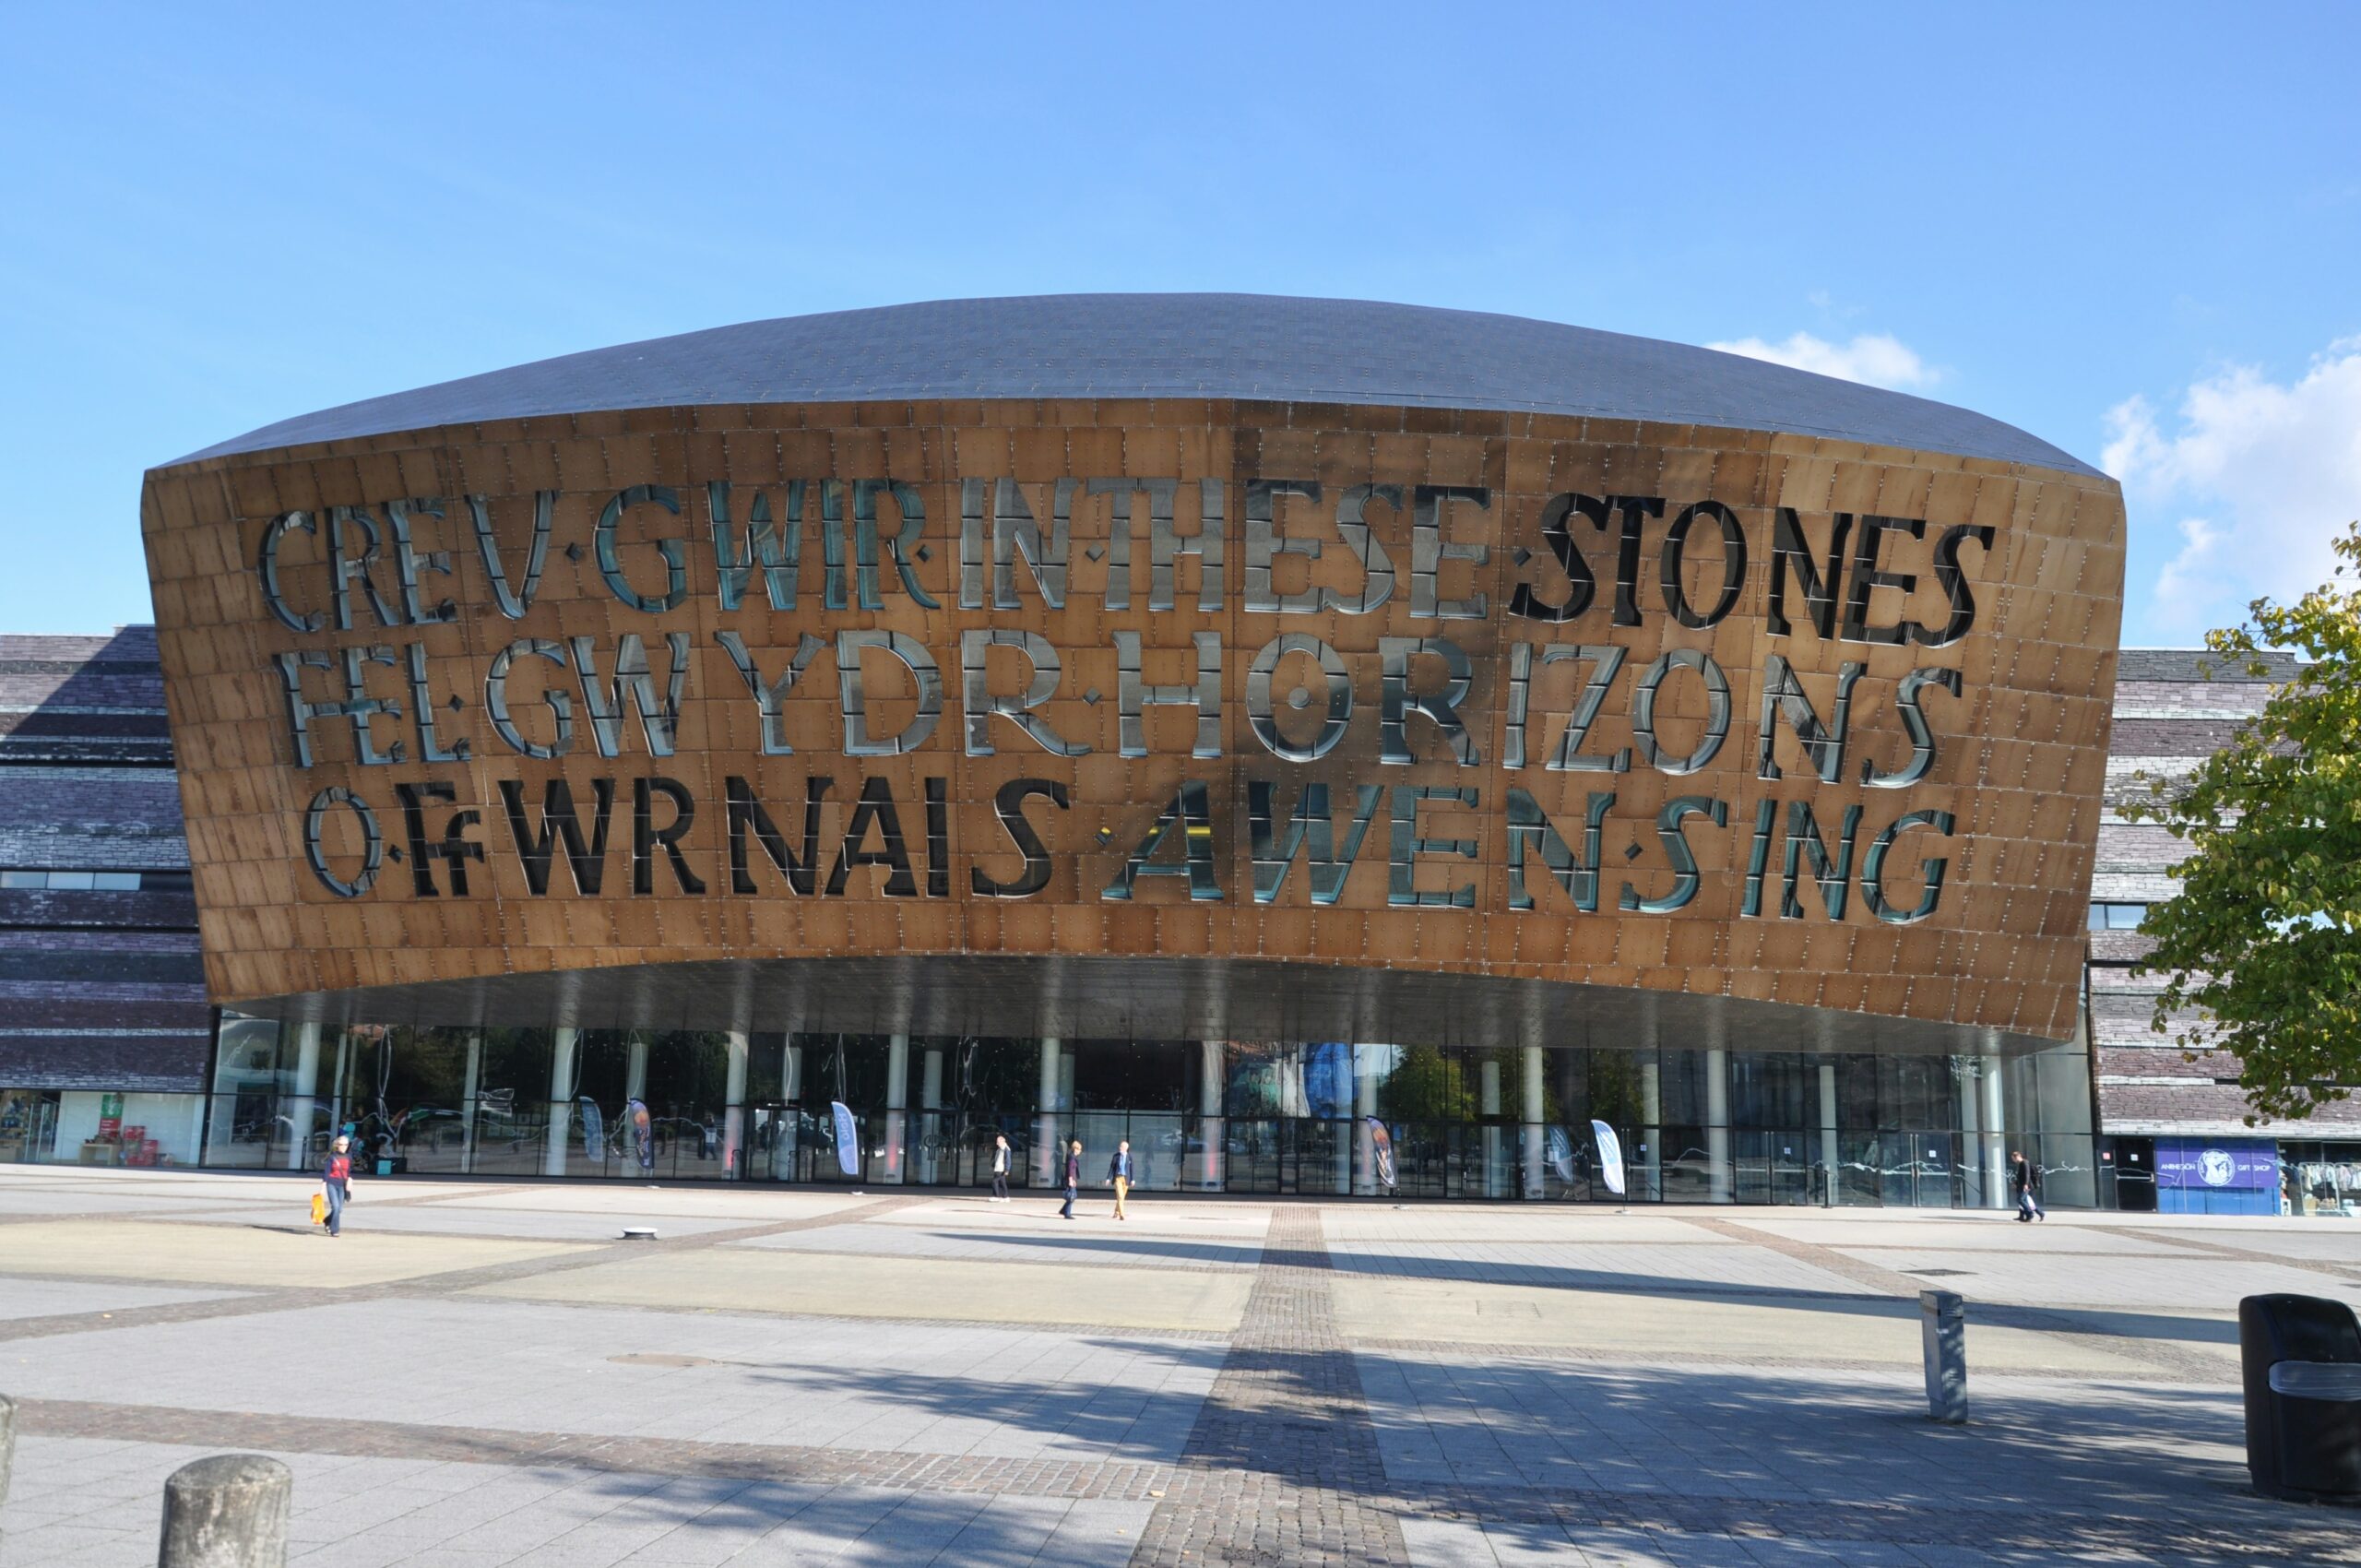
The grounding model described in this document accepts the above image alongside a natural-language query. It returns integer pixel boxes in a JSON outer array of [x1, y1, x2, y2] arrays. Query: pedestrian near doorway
[[1060, 1138, 1081, 1219], [991, 1134, 1010, 1202], [320, 1135, 356, 1238], [2010, 1150, 2045, 1222], [1109, 1139, 1134, 1219]]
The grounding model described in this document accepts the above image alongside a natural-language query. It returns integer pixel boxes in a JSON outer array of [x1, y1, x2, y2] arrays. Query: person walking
[[1109, 1138, 1135, 1220], [2010, 1150, 2045, 1222], [320, 1134, 357, 1238], [991, 1133, 1011, 1203], [1059, 1137, 1082, 1219]]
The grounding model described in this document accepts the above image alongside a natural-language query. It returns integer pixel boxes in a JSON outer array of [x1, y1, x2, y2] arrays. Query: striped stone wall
[[0, 628, 211, 1091], [2093, 648, 2361, 1137]]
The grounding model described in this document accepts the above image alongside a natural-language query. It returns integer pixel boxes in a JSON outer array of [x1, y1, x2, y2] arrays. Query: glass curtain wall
[[191, 1015, 2096, 1206]]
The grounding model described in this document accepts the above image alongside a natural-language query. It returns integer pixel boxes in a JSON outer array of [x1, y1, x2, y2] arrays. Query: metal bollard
[[1, 1391, 17, 1538], [1919, 1289, 1967, 1424], [158, 1455, 291, 1568]]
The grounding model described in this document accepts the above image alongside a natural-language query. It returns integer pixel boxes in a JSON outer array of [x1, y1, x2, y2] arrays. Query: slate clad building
[[2092, 649, 2361, 1215], [134, 295, 2122, 1203], [0, 628, 209, 1165]]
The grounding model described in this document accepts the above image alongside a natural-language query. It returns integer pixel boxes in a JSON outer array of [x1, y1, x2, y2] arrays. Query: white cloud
[[1706, 330, 1937, 391], [2106, 339, 2361, 638]]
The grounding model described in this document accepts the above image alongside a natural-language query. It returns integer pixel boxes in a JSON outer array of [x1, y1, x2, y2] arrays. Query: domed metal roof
[[165, 293, 2097, 475]]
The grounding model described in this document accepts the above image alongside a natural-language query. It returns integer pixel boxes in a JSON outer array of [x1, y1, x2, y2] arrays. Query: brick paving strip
[[1680, 1215, 1933, 1295], [0, 1194, 930, 1345], [1126, 1205, 1411, 1567], [14, 1397, 1174, 1500], [14, 1397, 2355, 1565]]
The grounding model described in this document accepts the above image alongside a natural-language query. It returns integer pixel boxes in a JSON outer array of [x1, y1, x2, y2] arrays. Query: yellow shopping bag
[[310, 1192, 327, 1226]]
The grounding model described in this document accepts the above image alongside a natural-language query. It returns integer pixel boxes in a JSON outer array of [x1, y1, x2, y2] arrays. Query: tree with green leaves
[[1376, 1042, 1477, 1123], [2126, 521, 2361, 1122]]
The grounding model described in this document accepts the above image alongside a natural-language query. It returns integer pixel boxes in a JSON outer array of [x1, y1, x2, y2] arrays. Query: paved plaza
[[1, 1169, 2358, 1565]]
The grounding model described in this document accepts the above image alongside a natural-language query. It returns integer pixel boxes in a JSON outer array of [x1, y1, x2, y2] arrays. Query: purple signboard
[[2153, 1138, 2276, 1191]]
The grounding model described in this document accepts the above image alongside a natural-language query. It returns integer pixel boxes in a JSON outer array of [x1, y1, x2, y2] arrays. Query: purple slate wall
[[0, 627, 211, 1091], [2094, 650, 2361, 1141]]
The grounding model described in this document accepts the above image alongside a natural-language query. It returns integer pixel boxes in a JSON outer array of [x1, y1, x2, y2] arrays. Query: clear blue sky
[[4, 2, 2356, 645]]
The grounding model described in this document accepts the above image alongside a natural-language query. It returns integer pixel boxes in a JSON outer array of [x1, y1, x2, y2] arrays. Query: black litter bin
[[2239, 1292, 2361, 1503]]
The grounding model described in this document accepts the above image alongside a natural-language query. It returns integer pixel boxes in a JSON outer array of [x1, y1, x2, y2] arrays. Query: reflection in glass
[[163, 1016, 2095, 1210]]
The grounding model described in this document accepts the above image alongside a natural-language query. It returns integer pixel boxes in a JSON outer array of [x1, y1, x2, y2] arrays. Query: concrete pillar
[[1353, 1046, 1379, 1195], [722, 1032, 749, 1178], [158, 1454, 291, 1568], [1199, 1040, 1225, 1191], [1957, 1059, 1983, 1208], [1818, 1061, 1839, 1206], [1332, 1048, 1353, 1196], [1641, 1055, 1662, 1201], [1981, 1059, 2008, 1209], [1521, 1044, 1547, 1200], [458, 1030, 482, 1175], [2, 1389, 17, 1520], [1035, 1037, 1062, 1185], [624, 1034, 648, 1101], [281, 1022, 321, 1171], [776, 1040, 802, 1181], [544, 1028, 578, 1177], [884, 1033, 909, 1183], [1481, 1058, 1503, 1198], [327, 1028, 352, 1147], [1705, 1048, 1731, 1203], [919, 1045, 943, 1183], [1920, 1290, 1967, 1424]]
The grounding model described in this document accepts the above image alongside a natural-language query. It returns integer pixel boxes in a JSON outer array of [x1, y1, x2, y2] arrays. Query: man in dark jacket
[[2010, 1150, 2044, 1222], [321, 1134, 356, 1237], [1060, 1138, 1082, 1219]]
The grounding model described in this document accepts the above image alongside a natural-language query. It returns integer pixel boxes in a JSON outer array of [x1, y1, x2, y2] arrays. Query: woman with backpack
[[320, 1134, 357, 1237]]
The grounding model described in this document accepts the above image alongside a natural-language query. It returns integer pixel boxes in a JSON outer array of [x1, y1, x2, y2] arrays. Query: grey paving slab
[[0, 1172, 369, 1205], [1845, 1246, 2361, 1309], [734, 1215, 1263, 1270], [434, 1188, 871, 1221], [0, 1276, 245, 1320], [172, 1205, 749, 1241], [0, 1187, 280, 1217], [1723, 1216, 2199, 1256], [0, 1295, 1220, 1462], [1324, 1212, 1714, 1244], [6, 1170, 2361, 1568], [877, 1197, 1274, 1230], [2133, 1225, 2361, 1265], [1327, 1240, 1879, 1297]]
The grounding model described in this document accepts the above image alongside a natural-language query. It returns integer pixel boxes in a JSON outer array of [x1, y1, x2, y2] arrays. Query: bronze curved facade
[[141, 376, 2123, 1056]]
